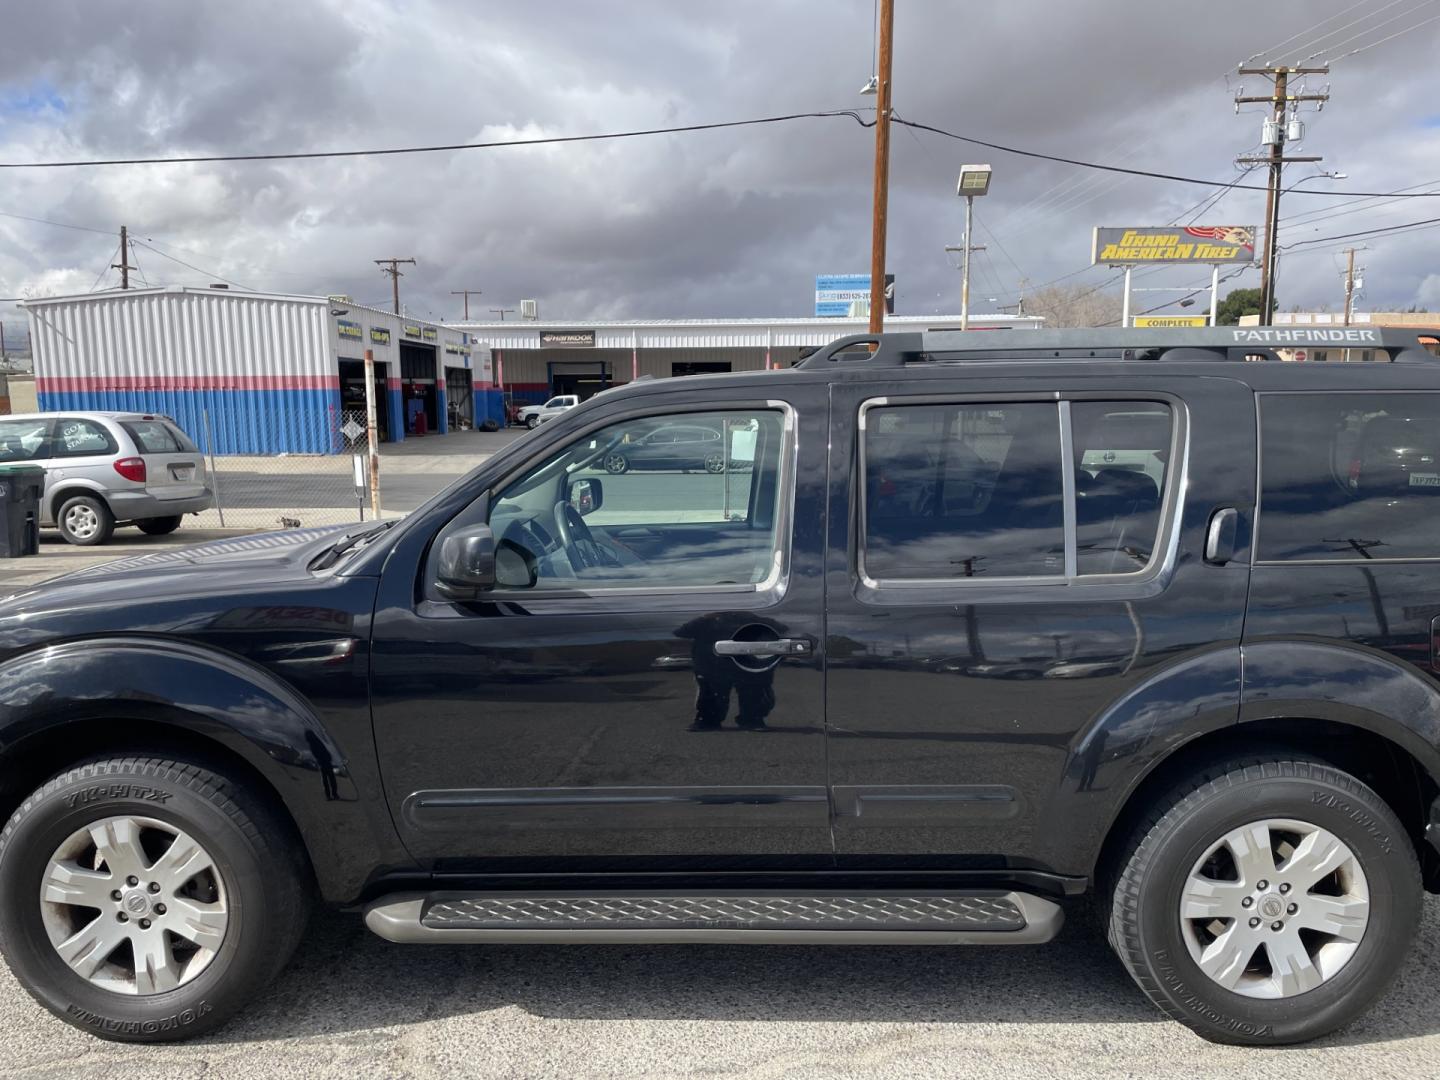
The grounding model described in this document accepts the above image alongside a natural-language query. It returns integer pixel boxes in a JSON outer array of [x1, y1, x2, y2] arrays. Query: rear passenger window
[[862, 399, 1175, 583], [1259, 393, 1440, 561], [0, 419, 49, 462], [51, 419, 116, 458], [864, 402, 1065, 580]]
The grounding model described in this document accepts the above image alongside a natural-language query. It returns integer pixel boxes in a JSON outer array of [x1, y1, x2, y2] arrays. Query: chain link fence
[[190, 407, 394, 531]]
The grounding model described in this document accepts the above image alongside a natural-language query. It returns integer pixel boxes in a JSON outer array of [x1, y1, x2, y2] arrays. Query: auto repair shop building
[[452, 314, 1043, 408], [21, 287, 493, 453]]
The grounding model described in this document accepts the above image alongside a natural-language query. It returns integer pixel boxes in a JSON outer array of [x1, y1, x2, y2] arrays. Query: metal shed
[[22, 288, 485, 453]]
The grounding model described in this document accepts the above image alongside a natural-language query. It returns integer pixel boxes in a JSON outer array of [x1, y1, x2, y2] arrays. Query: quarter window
[[862, 399, 1174, 582], [482, 408, 787, 591], [1259, 392, 1440, 561]]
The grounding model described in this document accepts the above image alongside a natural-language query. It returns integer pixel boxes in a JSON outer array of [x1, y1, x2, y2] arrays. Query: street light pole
[[962, 196, 973, 331], [867, 0, 895, 334]]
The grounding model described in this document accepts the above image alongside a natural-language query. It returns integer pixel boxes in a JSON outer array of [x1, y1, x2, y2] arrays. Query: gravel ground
[[3, 897, 1436, 1079]]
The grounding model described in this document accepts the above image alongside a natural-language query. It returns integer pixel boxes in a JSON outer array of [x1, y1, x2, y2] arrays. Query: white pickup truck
[[517, 394, 578, 428]]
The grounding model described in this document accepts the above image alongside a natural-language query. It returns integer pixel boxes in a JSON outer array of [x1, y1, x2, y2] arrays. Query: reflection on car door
[[369, 387, 833, 870]]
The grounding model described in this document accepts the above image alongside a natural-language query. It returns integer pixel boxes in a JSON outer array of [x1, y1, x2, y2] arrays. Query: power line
[[1329, 7, 1440, 60], [0, 111, 873, 169], [0, 210, 116, 235], [1281, 213, 1440, 250], [131, 239, 254, 290], [1242, 0, 1374, 65], [1294, 0, 1414, 61], [89, 241, 121, 292]]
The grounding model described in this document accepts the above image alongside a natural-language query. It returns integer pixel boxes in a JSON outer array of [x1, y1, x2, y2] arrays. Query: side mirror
[[435, 524, 496, 600], [569, 477, 603, 516]]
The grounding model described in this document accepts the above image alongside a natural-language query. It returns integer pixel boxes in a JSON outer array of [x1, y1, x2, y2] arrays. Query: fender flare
[[1028, 646, 1242, 875], [0, 636, 391, 899]]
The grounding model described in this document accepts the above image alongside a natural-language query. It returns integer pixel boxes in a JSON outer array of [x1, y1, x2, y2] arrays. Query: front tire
[[1106, 757, 1421, 1045], [603, 453, 629, 475], [0, 757, 310, 1042], [136, 516, 183, 536], [56, 495, 114, 546], [526, 414, 540, 429]]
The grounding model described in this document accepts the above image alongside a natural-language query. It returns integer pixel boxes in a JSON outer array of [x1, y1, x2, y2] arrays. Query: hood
[[0, 525, 358, 617]]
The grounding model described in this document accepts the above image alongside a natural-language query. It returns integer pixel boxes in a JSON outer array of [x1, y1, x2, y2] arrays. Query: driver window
[[486, 408, 786, 591]]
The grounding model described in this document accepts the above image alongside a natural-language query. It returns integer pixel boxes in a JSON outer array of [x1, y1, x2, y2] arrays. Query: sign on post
[[1132, 315, 1210, 328], [1093, 226, 1257, 265], [816, 274, 895, 317]]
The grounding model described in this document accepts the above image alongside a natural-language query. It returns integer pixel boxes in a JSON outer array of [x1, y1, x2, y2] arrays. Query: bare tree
[[1026, 284, 1124, 328]]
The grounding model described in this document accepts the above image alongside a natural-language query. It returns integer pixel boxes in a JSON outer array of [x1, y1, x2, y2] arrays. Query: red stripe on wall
[[37, 374, 340, 392]]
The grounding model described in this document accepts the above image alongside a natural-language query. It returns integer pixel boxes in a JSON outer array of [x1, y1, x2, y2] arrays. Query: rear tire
[[136, 516, 183, 536], [1106, 756, 1420, 1045], [55, 495, 114, 546], [0, 756, 310, 1042], [603, 453, 629, 475]]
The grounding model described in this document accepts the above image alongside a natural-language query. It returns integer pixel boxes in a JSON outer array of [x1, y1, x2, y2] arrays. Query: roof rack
[[794, 326, 1440, 368]]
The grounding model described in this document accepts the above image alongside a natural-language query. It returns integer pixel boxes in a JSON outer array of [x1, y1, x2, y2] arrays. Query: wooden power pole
[[113, 225, 134, 289], [1342, 247, 1360, 326], [450, 289, 483, 319], [375, 258, 417, 314], [867, 0, 895, 334], [1235, 66, 1328, 325]]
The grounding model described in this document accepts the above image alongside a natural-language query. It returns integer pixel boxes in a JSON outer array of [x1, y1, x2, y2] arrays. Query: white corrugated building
[[452, 314, 1043, 407], [21, 287, 492, 453]]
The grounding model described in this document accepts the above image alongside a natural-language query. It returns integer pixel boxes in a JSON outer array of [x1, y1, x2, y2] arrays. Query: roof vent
[[209, 283, 230, 290], [521, 299, 539, 320]]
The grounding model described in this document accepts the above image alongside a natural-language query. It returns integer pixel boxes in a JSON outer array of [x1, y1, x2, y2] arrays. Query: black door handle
[[714, 638, 811, 658], [1205, 507, 1240, 566]]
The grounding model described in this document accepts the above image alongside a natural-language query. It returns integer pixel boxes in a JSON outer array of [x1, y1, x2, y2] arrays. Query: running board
[[364, 890, 1063, 945]]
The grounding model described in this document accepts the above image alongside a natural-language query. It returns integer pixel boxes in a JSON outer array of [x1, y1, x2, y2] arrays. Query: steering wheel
[[553, 501, 618, 572]]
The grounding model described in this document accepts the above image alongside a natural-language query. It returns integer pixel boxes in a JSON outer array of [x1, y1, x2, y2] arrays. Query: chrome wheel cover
[[63, 504, 99, 540], [40, 816, 229, 996], [1180, 817, 1369, 1000]]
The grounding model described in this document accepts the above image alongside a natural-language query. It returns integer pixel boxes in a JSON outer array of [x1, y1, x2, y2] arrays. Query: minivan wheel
[[56, 495, 115, 546], [136, 516, 184, 537], [0, 757, 310, 1042], [1106, 757, 1420, 1045]]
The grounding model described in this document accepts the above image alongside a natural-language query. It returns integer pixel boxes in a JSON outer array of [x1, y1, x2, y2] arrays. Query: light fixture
[[956, 164, 993, 197], [859, 74, 878, 95]]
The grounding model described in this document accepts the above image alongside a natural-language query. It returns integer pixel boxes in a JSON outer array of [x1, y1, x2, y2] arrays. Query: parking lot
[[3, 899, 1436, 1079]]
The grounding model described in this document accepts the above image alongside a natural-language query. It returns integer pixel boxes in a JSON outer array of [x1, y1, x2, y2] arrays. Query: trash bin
[[0, 464, 43, 558]]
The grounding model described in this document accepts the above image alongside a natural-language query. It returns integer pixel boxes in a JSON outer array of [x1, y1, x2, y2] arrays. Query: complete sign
[[1093, 226, 1257, 265], [1133, 315, 1210, 328]]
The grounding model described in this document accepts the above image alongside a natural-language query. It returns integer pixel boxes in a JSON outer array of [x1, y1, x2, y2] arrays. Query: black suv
[[2, 327, 1439, 1046]]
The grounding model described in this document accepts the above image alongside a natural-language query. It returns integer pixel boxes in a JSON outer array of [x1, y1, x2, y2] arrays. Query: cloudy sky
[[1, 0, 1438, 341]]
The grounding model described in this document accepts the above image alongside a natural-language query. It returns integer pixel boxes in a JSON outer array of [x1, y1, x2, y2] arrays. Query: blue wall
[[38, 387, 343, 455]]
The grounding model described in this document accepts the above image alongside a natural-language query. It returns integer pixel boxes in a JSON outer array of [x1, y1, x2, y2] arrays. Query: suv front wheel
[[1107, 756, 1421, 1045], [0, 756, 310, 1041]]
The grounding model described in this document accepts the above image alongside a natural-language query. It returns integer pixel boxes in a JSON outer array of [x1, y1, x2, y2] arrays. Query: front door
[[823, 372, 1255, 870], [370, 387, 831, 870]]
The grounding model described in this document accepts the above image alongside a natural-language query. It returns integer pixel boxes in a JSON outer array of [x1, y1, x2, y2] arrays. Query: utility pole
[[1234, 66, 1329, 325], [1342, 247, 1361, 326], [362, 348, 381, 519], [113, 225, 134, 289], [867, 0, 895, 334], [450, 289, 483, 320], [374, 258, 417, 314], [488, 307, 515, 321]]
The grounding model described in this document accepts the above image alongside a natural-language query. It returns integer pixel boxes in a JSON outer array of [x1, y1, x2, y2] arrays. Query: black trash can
[[0, 464, 43, 558]]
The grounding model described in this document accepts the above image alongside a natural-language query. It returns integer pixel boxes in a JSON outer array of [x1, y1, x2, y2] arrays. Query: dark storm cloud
[[2, 0, 1438, 331]]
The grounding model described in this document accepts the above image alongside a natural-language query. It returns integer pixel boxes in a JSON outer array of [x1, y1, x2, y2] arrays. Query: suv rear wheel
[[56, 494, 115, 546], [0, 756, 310, 1041], [1106, 756, 1421, 1045]]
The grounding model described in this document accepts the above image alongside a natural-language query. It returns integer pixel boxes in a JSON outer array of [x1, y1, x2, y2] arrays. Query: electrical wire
[[0, 111, 874, 169], [1295, 0, 1413, 61], [1242, 0, 1375, 64], [0, 210, 116, 235], [1281, 213, 1440, 250], [131, 240, 253, 290], [1329, 7, 1440, 60], [89, 242, 121, 292]]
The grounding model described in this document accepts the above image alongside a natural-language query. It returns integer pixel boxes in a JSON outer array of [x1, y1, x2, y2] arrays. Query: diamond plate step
[[366, 891, 1062, 945]]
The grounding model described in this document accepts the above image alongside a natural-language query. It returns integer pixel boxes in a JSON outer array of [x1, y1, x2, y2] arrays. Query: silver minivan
[[0, 412, 212, 545]]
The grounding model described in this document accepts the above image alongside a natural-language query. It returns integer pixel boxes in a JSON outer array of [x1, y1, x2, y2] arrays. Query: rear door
[[119, 418, 207, 503], [823, 371, 1255, 872]]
